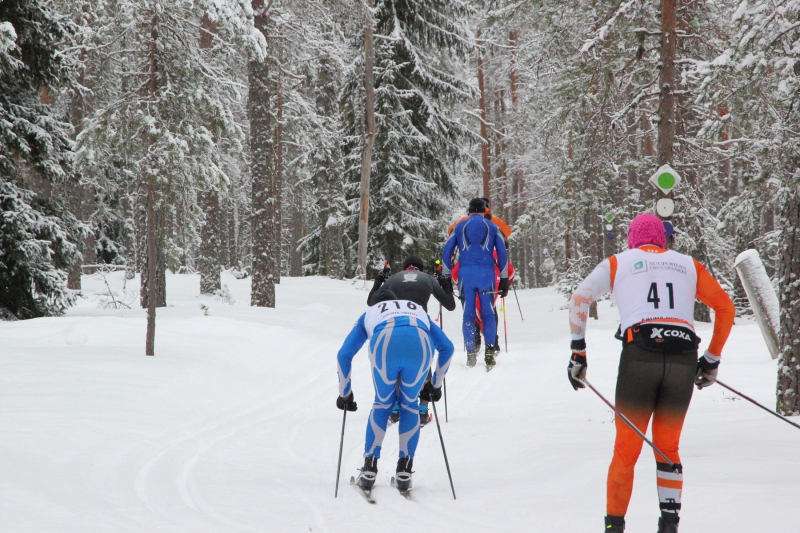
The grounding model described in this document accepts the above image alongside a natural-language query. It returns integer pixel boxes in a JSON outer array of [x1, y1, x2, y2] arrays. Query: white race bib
[[364, 299, 430, 338], [613, 248, 698, 331]]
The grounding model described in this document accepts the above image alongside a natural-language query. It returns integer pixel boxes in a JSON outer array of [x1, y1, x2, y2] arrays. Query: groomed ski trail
[[0, 273, 797, 532]]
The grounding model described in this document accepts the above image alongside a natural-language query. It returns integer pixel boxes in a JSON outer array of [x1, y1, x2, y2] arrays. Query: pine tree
[[0, 0, 83, 319], [77, 0, 261, 351], [341, 0, 477, 273]]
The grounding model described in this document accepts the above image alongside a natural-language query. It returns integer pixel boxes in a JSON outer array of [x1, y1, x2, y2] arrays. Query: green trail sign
[[649, 164, 682, 195]]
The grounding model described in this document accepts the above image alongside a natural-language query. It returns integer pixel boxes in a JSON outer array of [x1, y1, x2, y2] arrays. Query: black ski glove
[[694, 351, 719, 390], [438, 276, 454, 296], [567, 339, 587, 391], [374, 263, 392, 285], [498, 277, 509, 298], [336, 392, 358, 411], [418, 381, 442, 402]]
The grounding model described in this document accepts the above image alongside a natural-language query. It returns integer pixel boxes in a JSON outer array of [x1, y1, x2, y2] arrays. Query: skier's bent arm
[[432, 276, 457, 311], [569, 259, 613, 345], [429, 322, 454, 388], [693, 260, 735, 358], [336, 314, 368, 397], [441, 234, 457, 275], [495, 233, 509, 278]]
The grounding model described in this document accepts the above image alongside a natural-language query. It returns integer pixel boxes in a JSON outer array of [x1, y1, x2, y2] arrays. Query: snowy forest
[[1, 1, 798, 411]]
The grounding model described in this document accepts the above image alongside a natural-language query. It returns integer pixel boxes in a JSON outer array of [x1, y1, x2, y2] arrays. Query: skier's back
[[442, 198, 509, 368], [368, 256, 456, 313]]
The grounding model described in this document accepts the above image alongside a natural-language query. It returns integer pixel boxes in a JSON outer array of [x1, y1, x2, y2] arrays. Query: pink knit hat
[[627, 213, 666, 249]]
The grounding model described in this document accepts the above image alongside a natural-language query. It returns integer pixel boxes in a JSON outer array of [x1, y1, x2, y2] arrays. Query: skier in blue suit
[[336, 288, 454, 494], [442, 198, 509, 369]]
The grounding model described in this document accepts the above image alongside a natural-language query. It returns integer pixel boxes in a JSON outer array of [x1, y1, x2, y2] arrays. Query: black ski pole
[[430, 399, 456, 499], [334, 404, 348, 497], [502, 297, 508, 352], [511, 283, 525, 322], [443, 377, 448, 423], [582, 379, 674, 468], [711, 377, 800, 431]]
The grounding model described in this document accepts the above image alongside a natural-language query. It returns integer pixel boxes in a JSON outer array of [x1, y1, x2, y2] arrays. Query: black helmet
[[468, 198, 487, 213], [402, 255, 425, 272]]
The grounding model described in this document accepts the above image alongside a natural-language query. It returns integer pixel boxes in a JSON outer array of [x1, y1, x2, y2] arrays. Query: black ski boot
[[604, 515, 625, 533], [657, 513, 679, 533], [395, 457, 413, 492], [355, 456, 378, 491], [419, 403, 431, 427], [466, 349, 478, 367], [484, 344, 498, 369]]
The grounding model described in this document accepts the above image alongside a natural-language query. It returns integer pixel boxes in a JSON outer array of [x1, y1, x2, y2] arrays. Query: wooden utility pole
[[145, 16, 158, 356], [357, 13, 376, 279], [477, 29, 490, 199]]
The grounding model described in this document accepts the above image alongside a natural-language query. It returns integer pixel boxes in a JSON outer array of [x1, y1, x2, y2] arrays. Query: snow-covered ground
[[0, 271, 797, 532]]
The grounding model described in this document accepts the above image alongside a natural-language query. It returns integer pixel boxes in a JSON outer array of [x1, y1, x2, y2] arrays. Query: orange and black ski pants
[[607, 344, 696, 517]]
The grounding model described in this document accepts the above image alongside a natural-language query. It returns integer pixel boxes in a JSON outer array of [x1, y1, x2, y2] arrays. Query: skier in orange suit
[[566, 213, 735, 533]]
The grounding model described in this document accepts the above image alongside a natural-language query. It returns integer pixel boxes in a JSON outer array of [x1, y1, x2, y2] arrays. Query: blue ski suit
[[442, 214, 509, 351], [337, 300, 454, 459]]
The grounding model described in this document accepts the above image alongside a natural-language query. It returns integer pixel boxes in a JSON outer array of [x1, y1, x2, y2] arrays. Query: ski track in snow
[[0, 271, 798, 532]]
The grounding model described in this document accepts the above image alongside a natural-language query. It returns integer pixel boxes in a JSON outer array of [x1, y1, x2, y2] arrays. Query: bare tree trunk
[[145, 16, 158, 356], [199, 191, 221, 294], [68, 61, 93, 290], [198, 13, 220, 295], [357, 18, 376, 279], [249, 2, 276, 307], [290, 191, 303, 276], [777, 190, 800, 415], [274, 69, 284, 283], [658, 0, 676, 167], [509, 29, 526, 281], [477, 29, 490, 200]]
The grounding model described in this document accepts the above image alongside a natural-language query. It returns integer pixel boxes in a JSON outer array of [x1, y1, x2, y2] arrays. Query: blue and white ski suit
[[442, 214, 509, 351], [337, 300, 454, 459]]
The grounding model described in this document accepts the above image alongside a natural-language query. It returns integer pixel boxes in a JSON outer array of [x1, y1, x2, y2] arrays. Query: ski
[[350, 476, 376, 504], [390, 476, 412, 500]]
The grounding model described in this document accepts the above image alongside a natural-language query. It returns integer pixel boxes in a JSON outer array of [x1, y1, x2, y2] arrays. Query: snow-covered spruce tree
[[341, 0, 477, 274], [0, 0, 83, 319], [78, 0, 261, 353], [297, 4, 353, 279], [698, 0, 800, 414], [302, 49, 349, 278]]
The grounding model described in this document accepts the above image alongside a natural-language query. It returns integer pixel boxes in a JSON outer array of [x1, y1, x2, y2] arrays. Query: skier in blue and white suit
[[442, 198, 509, 368], [336, 288, 454, 492]]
